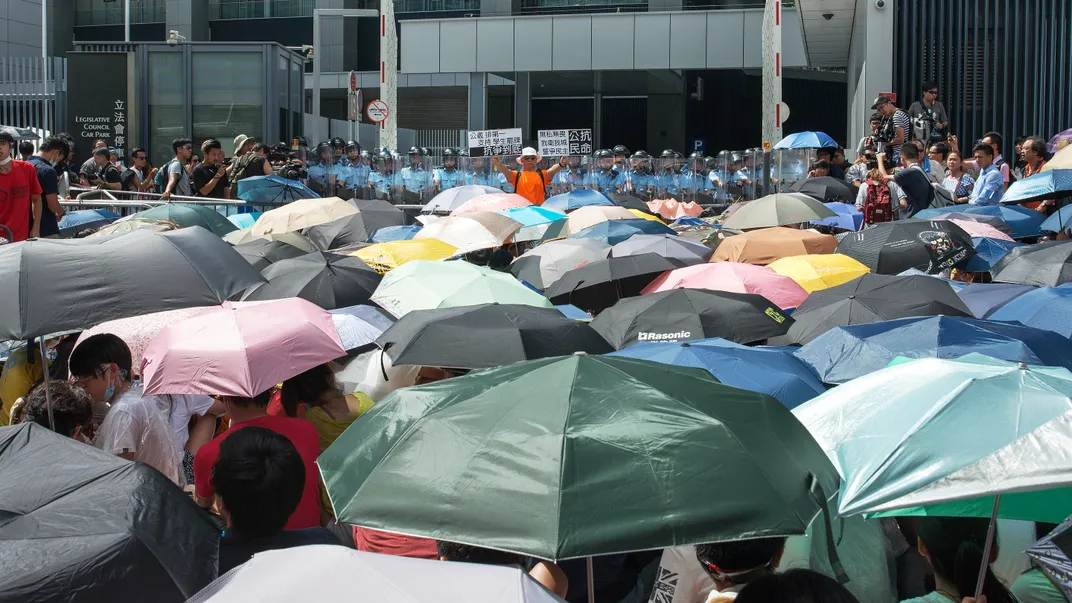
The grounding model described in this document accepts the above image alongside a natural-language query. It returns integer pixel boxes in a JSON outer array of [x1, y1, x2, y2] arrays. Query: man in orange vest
[[491, 146, 567, 206]]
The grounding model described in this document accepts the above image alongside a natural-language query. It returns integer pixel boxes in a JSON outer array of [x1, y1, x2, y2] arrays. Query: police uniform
[[585, 168, 624, 193], [368, 170, 397, 197], [399, 164, 431, 194], [553, 167, 587, 193], [654, 170, 682, 196], [435, 167, 464, 191]]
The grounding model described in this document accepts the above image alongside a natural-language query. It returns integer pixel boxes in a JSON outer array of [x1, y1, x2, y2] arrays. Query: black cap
[[870, 96, 892, 110]]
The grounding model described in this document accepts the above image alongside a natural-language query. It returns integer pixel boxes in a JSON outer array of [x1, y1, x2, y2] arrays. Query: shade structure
[[947, 219, 1015, 242], [912, 207, 1017, 236], [961, 236, 1026, 272], [375, 303, 612, 369], [142, 298, 346, 397], [318, 354, 840, 561], [0, 423, 219, 602], [642, 262, 808, 310], [567, 218, 677, 245], [57, 208, 120, 236], [610, 233, 714, 264], [222, 228, 318, 251], [370, 224, 423, 243], [991, 240, 1072, 287], [241, 251, 382, 309], [237, 174, 318, 204], [90, 217, 183, 237], [496, 206, 567, 242], [811, 202, 863, 232], [793, 355, 1072, 521], [509, 238, 611, 290], [0, 227, 265, 340], [450, 192, 532, 216], [76, 306, 218, 377], [351, 238, 458, 274], [712, 227, 838, 265], [790, 177, 855, 203], [541, 253, 684, 313], [251, 197, 358, 235], [794, 316, 1072, 384], [232, 238, 307, 271], [774, 131, 837, 149], [1000, 169, 1072, 205], [543, 205, 638, 238], [722, 193, 838, 230], [835, 219, 975, 275], [767, 254, 871, 293], [422, 184, 504, 214], [591, 288, 794, 349], [304, 200, 409, 250], [989, 285, 1072, 338], [133, 203, 238, 236], [371, 260, 553, 318], [542, 188, 614, 212], [920, 204, 1045, 239], [955, 282, 1036, 318], [645, 198, 703, 220], [609, 338, 825, 409], [187, 546, 565, 603], [330, 304, 395, 351], [412, 211, 522, 252]]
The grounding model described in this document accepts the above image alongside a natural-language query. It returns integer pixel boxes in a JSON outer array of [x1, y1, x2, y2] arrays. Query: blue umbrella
[[567, 218, 676, 246], [672, 217, 707, 227], [554, 304, 592, 321], [370, 225, 423, 243], [58, 208, 120, 236], [956, 204, 1046, 238], [1040, 205, 1072, 234], [329, 304, 395, 351], [795, 316, 1072, 384], [989, 285, 1072, 338], [497, 206, 567, 242], [774, 131, 837, 150], [955, 282, 1035, 318], [237, 175, 319, 205], [610, 338, 826, 409], [226, 212, 261, 229], [962, 236, 1027, 271], [811, 202, 863, 231], [896, 268, 968, 290], [542, 189, 613, 213], [1000, 169, 1072, 206]]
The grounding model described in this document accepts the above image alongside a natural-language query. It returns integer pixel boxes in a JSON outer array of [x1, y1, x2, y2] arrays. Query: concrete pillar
[[647, 94, 686, 152], [846, 0, 894, 155], [316, 0, 346, 73], [593, 71, 602, 147], [468, 72, 487, 131], [166, 0, 209, 40], [514, 72, 531, 140]]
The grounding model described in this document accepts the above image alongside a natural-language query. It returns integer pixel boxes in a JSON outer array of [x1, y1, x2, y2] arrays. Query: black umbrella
[[918, 211, 1015, 235], [376, 303, 612, 369], [591, 288, 794, 349], [303, 200, 410, 250], [0, 423, 220, 602], [789, 176, 855, 202], [608, 193, 651, 212], [232, 238, 308, 271], [0, 226, 265, 340], [542, 252, 684, 313], [991, 240, 1072, 287], [242, 251, 382, 309], [835, 219, 975, 275], [783, 274, 973, 345]]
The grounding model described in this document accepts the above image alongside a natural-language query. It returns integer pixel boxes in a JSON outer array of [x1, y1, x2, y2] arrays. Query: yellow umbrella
[[767, 253, 871, 292], [251, 197, 358, 235], [627, 209, 665, 223], [1042, 145, 1072, 172], [351, 238, 458, 274]]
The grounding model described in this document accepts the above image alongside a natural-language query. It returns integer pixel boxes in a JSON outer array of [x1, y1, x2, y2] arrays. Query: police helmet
[[360, 149, 371, 159], [420, 147, 431, 156], [689, 151, 704, 161], [407, 146, 422, 156], [345, 140, 360, 152], [315, 141, 333, 155], [631, 150, 651, 160], [330, 137, 345, 149], [442, 148, 457, 157], [612, 145, 630, 156], [659, 149, 677, 159], [594, 149, 614, 159]]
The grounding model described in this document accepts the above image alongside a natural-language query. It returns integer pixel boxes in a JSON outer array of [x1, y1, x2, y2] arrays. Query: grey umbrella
[[0, 226, 265, 340], [722, 193, 838, 230], [610, 233, 714, 264], [242, 251, 383, 309], [304, 200, 410, 250], [233, 238, 308, 271], [509, 238, 611, 290]]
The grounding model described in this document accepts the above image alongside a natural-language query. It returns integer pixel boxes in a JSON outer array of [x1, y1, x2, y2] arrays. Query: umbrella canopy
[[609, 338, 825, 409], [1026, 518, 1072, 601], [318, 354, 840, 561], [608, 192, 651, 212], [133, 203, 238, 236], [509, 238, 611, 290], [187, 545, 564, 603], [76, 306, 217, 377], [794, 355, 1072, 521], [241, 251, 381, 309], [948, 219, 1015, 242], [628, 208, 666, 223], [927, 204, 1045, 239], [222, 227, 318, 251], [961, 236, 1026, 272], [794, 316, 1072, 384], [351, 238, 458, 274], [142, 298, 346, 397], [782, 274, 973, 345], [544, 205, 638, 238], [955, 282, 1036, 319], [642, 262, 808, 310], [989, 285, 1072, 338], [497, 206, 567, 242], [371, 260, 553, 318], [1000, 169, 1072, 206], [226, 212, 260, 230], [835, 219, 975, 275], [1040, 205, 1072, 234], [370, 224, 423, 243], [811, 202, 863, 232], [422, 184, 503, 214], [610, 233, 714, 264], [767, 254, 871, 293], [712, 227, 838, 265], [542, 188, 613, 213], [237, 174, 319, 204], [1044, 145, 1072, 172], [992, 240, 1072, 287], [591, 288, 794, 349], [90, 217, 183, 237], [232, 238, 307, 271], [1049, 129, 1072, 153], [645, 198, 703, 220], [542, 253, 685, 313], [413, 212, 522, 252], [567, 218, 676, 245], [0, 423, 219, 602], [330, 304, 395, 351], [252, 197, 358, 235], [450, 192, 532, 216], [376, 303, 612, 369], [912, 207, 1017, 235], [57, 208, 120, 236], [790, 177, 855, 203], [722, 193, 838, 230], [0, 124, 38, 140], [304, 200, 409, 250], [774, 131, 837, 149], [0, 227, 264, 340]]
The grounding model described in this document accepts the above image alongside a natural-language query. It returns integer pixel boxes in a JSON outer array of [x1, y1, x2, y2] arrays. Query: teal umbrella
[[134, 203, 238, 237]]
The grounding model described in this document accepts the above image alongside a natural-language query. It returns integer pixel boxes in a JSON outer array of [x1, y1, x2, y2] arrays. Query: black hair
[[901, 143, 920, 161], [172, 137, 192, 153], [435, 541, 526, 566], [929, 141, 950, 161], [1024, 136, 1047, 158], [695, 537, 786, 582], [224, 389, 274, 408], [23, 381, 93, 438], [735, 568, 861, 603], [130, 147, 147, 159], [982, 131, 1003, 148], [279, 363, 338, 418], [816, 148, 833, 158], [92, 147, 110, 158], [49, 333, 81, 381], [810, 160, 830, 171], [869, 113, 882, 123], [922, 81, 937, 93], [212, 426, 306, 538], [973, 142, 995, 158], [40, 136, 70, 159], [251, 142, 269, 153], [19, 140, 35, 157], [201, 138, 222, 155], [917, 517, 1015, 603], [0, 131, 16, 147], [68, 333, 133, 380]]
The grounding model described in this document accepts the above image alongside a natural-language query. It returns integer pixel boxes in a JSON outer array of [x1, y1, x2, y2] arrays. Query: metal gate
[[0, 57, 67, 147], [414, 129, 466, 153]]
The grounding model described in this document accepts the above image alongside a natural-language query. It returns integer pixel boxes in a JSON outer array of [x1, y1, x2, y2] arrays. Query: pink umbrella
[[450, 193, 531, 216], [642, 262, 809, 310], [948, 219, 1015, 242], [141, 298, 346, 397], [76, 306, 219, 377], [646, 198, 703, 220]]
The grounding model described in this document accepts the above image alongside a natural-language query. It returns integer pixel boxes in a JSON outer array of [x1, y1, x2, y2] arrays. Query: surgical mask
[[103, 380, 116, 404]]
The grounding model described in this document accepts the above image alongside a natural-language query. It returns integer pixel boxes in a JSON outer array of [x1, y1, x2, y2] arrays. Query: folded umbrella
[[642, 262, 808, 310], [76, 306, 217, 377], [351, 238, 458, 274], [835, 219, 975, 275], [775, 131, 837, 150], [497, 206, 567, 242], [509, 238, 611, 290], [1000, 169, 1072, 206], [450, 192, 531, 216], [370, 224, 422, 243], [330, 304, 395, 351], [567, 218, 676, 245], [542, 253, 684, 313], [57, 208, 120, 236], [1026, 518, 1072, 601], [811, 202, 863, 231], [722, 193, 838, 230], [133, 203, 238, 237], [610, 233, 714, 264], [371, 260, 553, 318], [712, 227, 838, 265], [790, 177, 855, 203], [955, 282, 1036, 318], [222, 227, 318, 251], [961, 236, 1026, 272], [241, 251, 381, 309], [252, 197, 358, 235], [912, 207, 1017, 235], [142, 298, 346, 397], [542, 188, 614, 213], [237, 174, 319, 204], [413, 211, 522, 253], [232, 238, 307, 271], [422, 184, 503, 214], [304, 200, 409, 250], [989, 285, 1072, 338], [992, 240, 1072, 287], [767, 254, 871, 293], [591, 288, 793, 349]]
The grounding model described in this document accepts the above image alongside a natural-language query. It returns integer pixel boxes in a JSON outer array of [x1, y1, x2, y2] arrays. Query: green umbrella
[[722, 193, 837, 231], [318, 353, 842, 561], [134, 203, 238, 237]]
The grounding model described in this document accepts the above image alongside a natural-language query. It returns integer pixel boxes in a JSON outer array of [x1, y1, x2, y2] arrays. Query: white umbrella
[[329, 304, 395, 351], [422, 185, 503, 214], [413, 211, 522, 252]]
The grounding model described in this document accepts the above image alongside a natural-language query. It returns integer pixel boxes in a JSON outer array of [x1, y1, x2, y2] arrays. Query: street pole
[[312, 9, 378, 147], [379, 0, 398, 151], [124, 0, 131, 42], [41, 0, 47, 60]]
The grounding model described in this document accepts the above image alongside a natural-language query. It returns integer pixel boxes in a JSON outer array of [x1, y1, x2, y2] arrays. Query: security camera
[[301, 44, 314, 58], [822, 12, 834, 19], [167, 30, 187, 46], [875, 0, 886, 8]]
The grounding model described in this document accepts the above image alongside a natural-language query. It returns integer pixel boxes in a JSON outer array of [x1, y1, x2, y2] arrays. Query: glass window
[[148, 52, 185, 167], [192, 52, 263, 156], [291, 60, 302, 142]]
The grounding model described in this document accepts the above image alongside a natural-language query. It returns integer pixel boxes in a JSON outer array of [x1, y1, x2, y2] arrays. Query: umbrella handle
[[808, 474, 849, 584], [973, 495, 1001, 599], [586, 556, 595, 603]]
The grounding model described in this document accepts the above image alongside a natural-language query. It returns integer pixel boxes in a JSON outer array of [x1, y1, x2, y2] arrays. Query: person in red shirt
[[0, 131, 43, 242], [193, 388, 323, 530]]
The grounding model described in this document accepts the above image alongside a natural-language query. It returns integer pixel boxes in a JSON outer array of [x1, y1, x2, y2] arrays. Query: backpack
[[229, 153, 255, 198], [994, 155, 1017, 186], [930, 184, 955, 208], [863, 180, 894, 225], [155, 159, 179, 193]]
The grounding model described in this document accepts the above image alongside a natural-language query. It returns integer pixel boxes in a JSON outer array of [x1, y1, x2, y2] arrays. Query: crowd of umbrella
[[6, 168, 1072, 603]]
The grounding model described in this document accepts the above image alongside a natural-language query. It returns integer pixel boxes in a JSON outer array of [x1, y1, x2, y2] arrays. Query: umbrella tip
[[1018, 362, 1029, 370], [680, 342, 691, 348], [573, 351, 588, 356]]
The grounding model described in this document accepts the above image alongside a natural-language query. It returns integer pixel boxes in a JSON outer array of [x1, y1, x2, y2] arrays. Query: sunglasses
[[521, 156, 537, 161], [133, 155, 146, 160], [927, 90, 938, 95]]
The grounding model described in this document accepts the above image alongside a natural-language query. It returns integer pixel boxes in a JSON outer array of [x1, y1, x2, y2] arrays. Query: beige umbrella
[[555, 205, 636, 237], [1043, 146, 1072, 172], [89, 218, 183, 237], [722, 193, 838, 230], [413, 212, 522, 252], [222, 227, 318, 251], [251, 197, 358, 235]]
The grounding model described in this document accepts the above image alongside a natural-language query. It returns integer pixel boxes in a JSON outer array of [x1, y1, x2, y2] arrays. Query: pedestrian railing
[[63, 188, 289, 217]]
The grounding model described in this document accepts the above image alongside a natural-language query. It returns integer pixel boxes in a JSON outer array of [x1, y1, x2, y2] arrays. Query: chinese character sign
[[65, 52, 130, 165], [538, 129, 593, 157], [468, 128, 523, 158]]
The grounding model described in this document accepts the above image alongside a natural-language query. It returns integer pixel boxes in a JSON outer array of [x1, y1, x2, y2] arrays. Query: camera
[[875, 0, 886, 7], [167, 30, 187, 47], [874, 117, 897, 144]]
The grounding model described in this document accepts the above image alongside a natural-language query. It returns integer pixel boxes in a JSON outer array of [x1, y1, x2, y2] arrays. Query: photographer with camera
[[872, 96, 910, 161], [878, 143, 932, 218], [855, 114, 883, 160], [908, 82, 949, 143]]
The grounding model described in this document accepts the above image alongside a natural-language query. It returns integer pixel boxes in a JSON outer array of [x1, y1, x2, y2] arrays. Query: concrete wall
[[1, 0, 43, 57], [846, 0, 894, 155]]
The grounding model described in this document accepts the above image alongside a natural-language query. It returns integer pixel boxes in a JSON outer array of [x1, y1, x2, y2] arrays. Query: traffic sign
[[349, 71, 358, 93], [367, 99, 389, 123], [347, 91, 363, 122], [763, 141, 772, 151], [778, 102, 791, 125]]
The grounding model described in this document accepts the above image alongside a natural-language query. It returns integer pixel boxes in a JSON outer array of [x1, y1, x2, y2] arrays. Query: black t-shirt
[[218, 528, 342, 574], [244, 155, 267, 178], [120, 168, 140, 191], [26, 156, 60, 237], [100, 163, 122, 185], [893, 164, 933, 216], [192, 163, 228, 198]]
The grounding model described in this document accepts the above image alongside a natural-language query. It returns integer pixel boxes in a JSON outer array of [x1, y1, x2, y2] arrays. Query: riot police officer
[[585, 149, 624, 194], [551, 154, 586, 194], [681, 151, 711, 201], [612, 145, 631, 172], [306, 141, 337, 196], [399, 146, 432, 202], [654, 149, 683, 198], [626, 150, 655, 199], [434, 148, 465, 192], [368, 150, 398, 201], [330, 137, 346, 164]]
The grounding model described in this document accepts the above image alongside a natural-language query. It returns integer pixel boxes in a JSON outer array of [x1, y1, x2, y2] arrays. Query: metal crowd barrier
[[62, 187, 290, 216]]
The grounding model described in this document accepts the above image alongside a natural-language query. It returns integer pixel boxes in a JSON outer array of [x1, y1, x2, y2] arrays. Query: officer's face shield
[[773, 148, 810, 193], [597, 156, 615, 170], [442, 154, 457, 170]]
